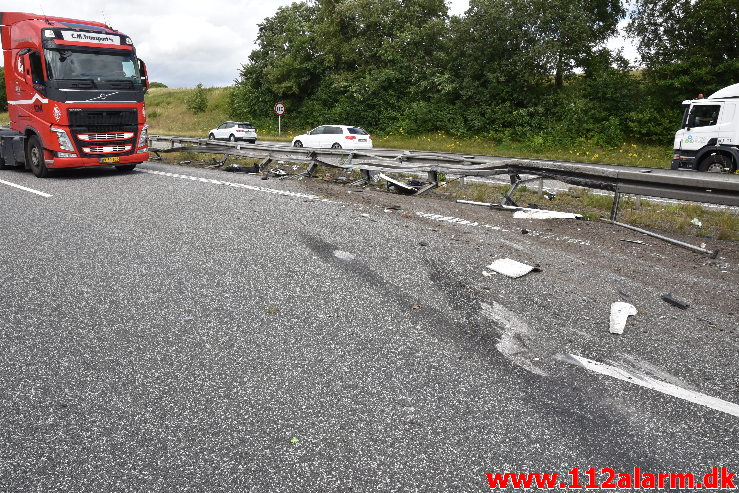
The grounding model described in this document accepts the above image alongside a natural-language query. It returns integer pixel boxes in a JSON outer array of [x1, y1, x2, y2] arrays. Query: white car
[[208, 121, 257, 143], [292, 125, 372, 149]]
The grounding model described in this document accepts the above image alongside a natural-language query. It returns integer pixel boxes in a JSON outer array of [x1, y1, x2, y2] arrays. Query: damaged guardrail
[[148, 135, 739, 218]]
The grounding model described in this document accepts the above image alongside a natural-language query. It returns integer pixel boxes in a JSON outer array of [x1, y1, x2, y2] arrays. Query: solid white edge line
[[569, 354, 739, 418], [0, 179, 53, 198]]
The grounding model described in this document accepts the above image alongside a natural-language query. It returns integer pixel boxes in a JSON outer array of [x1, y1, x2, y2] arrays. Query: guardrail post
[[538, 177, 544, 196], [610, 190, 621, 221]]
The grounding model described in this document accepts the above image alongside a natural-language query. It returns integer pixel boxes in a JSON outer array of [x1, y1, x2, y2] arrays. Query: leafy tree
[[627, 0, 739, 102], [187, 83, 207, 113], [149, 81, 168, 88], [530, 0, 625, 87]]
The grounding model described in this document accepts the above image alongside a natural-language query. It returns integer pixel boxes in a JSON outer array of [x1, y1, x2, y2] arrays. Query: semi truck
[[0, 12, 149, 177], [672, 83, 739, 174]]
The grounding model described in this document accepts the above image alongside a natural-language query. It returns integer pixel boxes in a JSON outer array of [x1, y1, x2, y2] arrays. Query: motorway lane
[[0, 162, 737, 490]]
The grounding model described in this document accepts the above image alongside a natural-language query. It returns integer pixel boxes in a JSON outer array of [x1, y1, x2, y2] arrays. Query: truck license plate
[[101, 157, 120, 163]]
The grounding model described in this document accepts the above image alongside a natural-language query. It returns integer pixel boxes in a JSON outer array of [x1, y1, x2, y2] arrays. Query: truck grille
[[78, 132, 134, 141], [83, 145, 132, 154], [68, 109, 138, 157], [68, 109, 137, 128]]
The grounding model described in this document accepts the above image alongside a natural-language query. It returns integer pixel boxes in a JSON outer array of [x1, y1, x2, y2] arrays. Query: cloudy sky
[[0, 0, 635, 88]]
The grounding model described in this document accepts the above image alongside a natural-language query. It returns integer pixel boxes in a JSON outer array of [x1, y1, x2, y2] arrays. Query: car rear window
[[348, 127, 368, 135], [237, 123, 255, 129]]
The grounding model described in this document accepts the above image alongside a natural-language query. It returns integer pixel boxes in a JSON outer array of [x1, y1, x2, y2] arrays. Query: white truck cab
[[672, 83, 739, 173]]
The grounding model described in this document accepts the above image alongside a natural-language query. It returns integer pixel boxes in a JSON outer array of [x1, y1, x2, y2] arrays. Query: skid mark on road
[[564, 353, 739, 418], [0, 178, 52, 198], [480, 301, 548, 376]]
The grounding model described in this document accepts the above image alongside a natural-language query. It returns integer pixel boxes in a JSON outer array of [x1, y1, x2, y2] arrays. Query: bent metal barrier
[[148, 136, 739, 217]]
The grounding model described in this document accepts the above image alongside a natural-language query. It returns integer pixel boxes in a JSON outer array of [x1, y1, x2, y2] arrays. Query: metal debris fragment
[[661, 293, 690, 310]]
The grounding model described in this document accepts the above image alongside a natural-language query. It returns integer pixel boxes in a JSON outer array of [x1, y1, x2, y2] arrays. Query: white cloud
[[0, 0, 295, 87]]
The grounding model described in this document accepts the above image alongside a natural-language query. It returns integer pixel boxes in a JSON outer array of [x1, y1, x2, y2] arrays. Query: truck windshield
[[44, 49, 140, 82], [685, 104, 721, 128]]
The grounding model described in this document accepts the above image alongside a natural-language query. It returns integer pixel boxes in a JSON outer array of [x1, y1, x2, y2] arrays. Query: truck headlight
[[138, 124, 149, 148], [51, 127, 74, 151]]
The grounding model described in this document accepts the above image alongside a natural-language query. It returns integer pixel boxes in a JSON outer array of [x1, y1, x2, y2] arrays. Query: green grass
[[374, 133, 672, 168]]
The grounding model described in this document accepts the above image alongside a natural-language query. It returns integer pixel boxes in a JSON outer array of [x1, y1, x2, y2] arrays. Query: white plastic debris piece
[[691, 218, 702, 227], [482, 271, 494, 277], [512, 209, 581, 220], [486, 258, 536, 279], [609, 302, 637, 335], [333, 250, 356, 261]]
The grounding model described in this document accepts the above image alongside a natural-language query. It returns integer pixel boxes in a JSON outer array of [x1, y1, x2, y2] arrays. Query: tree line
[[231, 0, 737, 146]]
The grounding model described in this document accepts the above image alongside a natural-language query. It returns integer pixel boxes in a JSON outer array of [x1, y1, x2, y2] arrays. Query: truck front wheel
[[699, 153, 732, 173], [26, 135, 49, 178]]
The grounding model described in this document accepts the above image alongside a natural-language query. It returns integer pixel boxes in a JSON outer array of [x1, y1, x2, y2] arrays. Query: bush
[[186, 83, 208, 114]]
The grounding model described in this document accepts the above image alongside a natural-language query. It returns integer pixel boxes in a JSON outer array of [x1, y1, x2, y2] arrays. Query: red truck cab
[[0, 12, 149, 177]]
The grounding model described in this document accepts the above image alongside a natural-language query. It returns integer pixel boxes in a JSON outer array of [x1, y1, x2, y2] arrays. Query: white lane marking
[[416, 211, 479, 226], [140, 169, 321, 200], [568, 354, 739, 418], [0, 179, 53, 198], [415, 210, 591, 246]]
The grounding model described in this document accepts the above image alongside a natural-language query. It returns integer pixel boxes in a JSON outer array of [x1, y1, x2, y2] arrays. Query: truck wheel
[[699, 153, 732, 173], [115, 164, 138, 172], [26, 135, 49, 178]]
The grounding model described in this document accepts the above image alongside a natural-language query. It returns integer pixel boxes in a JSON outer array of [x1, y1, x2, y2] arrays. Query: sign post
[[274, 102, 286, 136]]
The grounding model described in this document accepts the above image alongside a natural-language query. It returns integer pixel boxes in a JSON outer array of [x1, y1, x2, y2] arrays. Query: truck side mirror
[[138, 58, 150, 91]]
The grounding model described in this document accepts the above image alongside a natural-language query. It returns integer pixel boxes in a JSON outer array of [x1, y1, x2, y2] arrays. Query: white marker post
[[274, 102, 286, 136]]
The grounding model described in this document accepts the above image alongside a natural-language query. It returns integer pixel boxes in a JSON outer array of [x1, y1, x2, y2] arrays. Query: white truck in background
[[672, 83, 739, 173]]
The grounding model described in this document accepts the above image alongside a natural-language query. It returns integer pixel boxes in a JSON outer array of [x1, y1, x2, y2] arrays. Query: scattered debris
[[544, 191, 556, 200], [290, 437, 299, 444], [610, 302, 637, 334], [512, 209, 582, 220], [410, 304, 421, 310], [620, 239, 646, 245], [266, 306, 280, 315], [482, 271, 494, 277], [521, 228, 529, 235], [182, 316, 194, 321], [486, 259, 541, 279], [418, 241, 428, 247], [379, 173, 418, 195], [270, 168, 288, 177], [661, 293, 690, 310], [691, 218, 703, 228], [224, 163, 259, 173], [385, 205, 402, 211]]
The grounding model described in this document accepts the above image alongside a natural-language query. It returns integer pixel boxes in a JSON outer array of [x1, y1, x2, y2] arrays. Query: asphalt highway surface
[[1, 161, 737, 491]]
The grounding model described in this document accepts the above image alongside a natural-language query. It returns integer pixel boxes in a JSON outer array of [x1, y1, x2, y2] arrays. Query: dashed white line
[[0, 179, 53, 198], [140, 169, 321, 200], [567, 353, 739, 418]]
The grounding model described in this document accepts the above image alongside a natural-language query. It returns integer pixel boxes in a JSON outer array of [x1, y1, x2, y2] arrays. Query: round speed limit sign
[[274, 102, 286, 116]]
